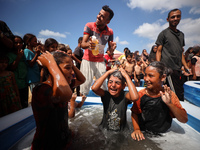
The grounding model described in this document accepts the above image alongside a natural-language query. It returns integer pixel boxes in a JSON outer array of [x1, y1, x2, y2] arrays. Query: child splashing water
[[91, 67, 139, 131], [31, 51, 73, 150], [131, 61, 188, 141]]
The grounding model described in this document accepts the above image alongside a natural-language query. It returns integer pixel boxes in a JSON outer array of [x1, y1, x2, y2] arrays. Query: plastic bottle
[[91, 36, 99, 56]]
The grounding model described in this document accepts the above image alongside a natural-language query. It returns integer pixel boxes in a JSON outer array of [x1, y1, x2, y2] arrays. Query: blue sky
[[1, 0, 200, 54]]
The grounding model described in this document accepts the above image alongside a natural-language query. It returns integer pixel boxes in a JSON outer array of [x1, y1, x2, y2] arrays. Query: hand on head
[[37, 51, 55, 67]]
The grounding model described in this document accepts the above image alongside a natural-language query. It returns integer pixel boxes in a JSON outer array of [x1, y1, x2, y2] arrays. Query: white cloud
[[189, 7, 200, 14], [39, 29, 66, 38], [127, 0, 200, 14], [13, 32, 23, 37], [133, 20, 168, 41], [114, 36, 129, 45], [179, 18, 200, 46], [133, 17, 200, 49], [37, 38, 46, 44]]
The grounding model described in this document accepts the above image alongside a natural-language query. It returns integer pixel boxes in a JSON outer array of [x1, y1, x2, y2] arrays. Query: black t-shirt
[[156, 27, 185, 71], [138, 94, 172, 133], [100, 91, 129, 131], [73, 46, 83, 69]]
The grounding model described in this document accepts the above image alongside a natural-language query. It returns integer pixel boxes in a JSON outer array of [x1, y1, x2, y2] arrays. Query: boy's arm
[[68, 93, 77, 118], [28, 48, 40, 67], [76, 95, 86, 108], [156, 44, 162, 61], [182, 51, 189, 70], [91, 67, 118, 97], [131, 112, 145, 141], [72, 63, 86, 88], [119, 68, 139, 102], [37, 51, 72, 103], [133, 70, 138, 82]]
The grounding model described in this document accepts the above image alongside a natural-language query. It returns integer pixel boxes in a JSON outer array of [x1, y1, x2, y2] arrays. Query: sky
[[1, 0, 200, 54]]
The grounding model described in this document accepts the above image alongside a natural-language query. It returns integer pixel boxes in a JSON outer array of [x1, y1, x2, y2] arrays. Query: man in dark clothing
[[73, 37, 84, 96], [156, 9, 189, 101]]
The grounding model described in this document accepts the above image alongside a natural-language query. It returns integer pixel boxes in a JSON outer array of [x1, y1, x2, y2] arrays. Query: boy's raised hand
[[160, 85, 171, 105]]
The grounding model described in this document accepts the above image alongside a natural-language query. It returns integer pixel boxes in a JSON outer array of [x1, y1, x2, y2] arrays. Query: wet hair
[[44, 38, 58, 50], [43, 51, 70, 79], [168, 8, 181, 18], [125, 52, 133, 58], [23, 33, 36, 48], [108, 70, 126, 85], [192, 46, 200, 55], [148, 61, 172, 78], [78, 37, 83, 43], [102, 5, 114, 21]]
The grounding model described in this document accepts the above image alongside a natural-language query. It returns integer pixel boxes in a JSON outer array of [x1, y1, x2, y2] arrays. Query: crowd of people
[[0, 5, 199, 149]]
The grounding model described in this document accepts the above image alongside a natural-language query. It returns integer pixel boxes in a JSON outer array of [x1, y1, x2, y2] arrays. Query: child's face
[[144, 66, 164, 90], [107, 75, 125, 97], [14, 37, 23, 50], [58, 57, 74, 84], [137, 61, 142, 65], [48, 43, 58, 52], [67, 50, 72, 57], [30, 37, 38, 47], [126, 55, 132, 63]]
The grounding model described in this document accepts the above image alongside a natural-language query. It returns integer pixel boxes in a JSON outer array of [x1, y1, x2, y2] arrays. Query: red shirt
[[104, 54, 114, 70], [82, 22, 114, 62]]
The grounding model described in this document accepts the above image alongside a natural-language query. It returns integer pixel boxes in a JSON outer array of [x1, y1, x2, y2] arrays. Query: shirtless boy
[[134, 57, 145, 87], [123, 52, 135, 80]]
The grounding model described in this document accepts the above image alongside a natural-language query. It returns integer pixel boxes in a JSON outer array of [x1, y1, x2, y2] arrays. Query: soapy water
[[11, 105, 200, 150], [69, 105, 161, 150], [69, 105, 200, 150]]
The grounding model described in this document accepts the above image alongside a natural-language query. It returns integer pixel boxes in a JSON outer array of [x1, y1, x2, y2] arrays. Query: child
[[118, 47, 130, 65], [148, 45, 157, 63], [104, 48, 115, 71], [31, 51, 73, 150], [7, 35, 28, 108], [134, 56, 145, 87], [131, 61, 188, 141], [23, 33, 40, 92], [0, 55, 22, 117], [91, 67, 139, 131], [123, 52, 135, 80], [67, 58, 86, 118], [191, 46, 200, 80], [68, 93, 86, 118], [44, 38, 58, 52], [40, 38, 58, 82]]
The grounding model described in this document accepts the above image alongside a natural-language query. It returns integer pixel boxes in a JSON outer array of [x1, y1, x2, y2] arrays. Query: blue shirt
[[24, 48, 40, 84]]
